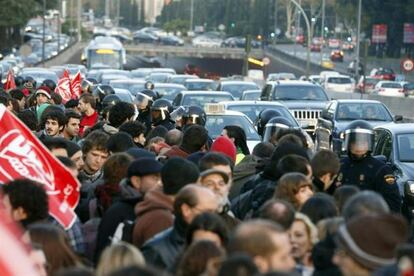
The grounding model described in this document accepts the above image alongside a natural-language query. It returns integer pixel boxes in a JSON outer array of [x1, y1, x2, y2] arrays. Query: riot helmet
[[342, 120, 374, 160], [182, 105, 207, 126], [151, 98, 173, 124], [135, 89, 157, 111], [41, 79, 57, 92], [257, 109, 283, 136], [262, 116, 293, 144], [92, 84, 115, 103], [101, 94, 121, 110], [81, 78, 98, 93], [145, 81, 155, 90], [14, 76, 24, 87], [24, 76, 37, 89]]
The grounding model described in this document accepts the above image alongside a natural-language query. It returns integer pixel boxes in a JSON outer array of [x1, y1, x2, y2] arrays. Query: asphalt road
[[274, 44, 356, 74]]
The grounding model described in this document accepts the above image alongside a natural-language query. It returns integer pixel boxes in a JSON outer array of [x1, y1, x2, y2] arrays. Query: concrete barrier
[[327, 91, 414, 121], [35, 42, 86, 68]]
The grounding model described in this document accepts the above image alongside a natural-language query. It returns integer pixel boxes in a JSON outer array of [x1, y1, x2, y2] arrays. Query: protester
[[78, 94, 98, 137], [63, 111, 81, 142], [119, 121, 147, 148], [141, 184, 219, 270], [185, 212, 229, 247], [300, 193, 338, 224], [222, 125, 250, 164], [311, 149, 340, 192], [163, 124, 208, 159], [1, 179, 49, 229], [132, 157, 199, 248], [274, 172, 314, 210], [28, 223, 82, 275], [258, 199, 296, 230], [96, 242, 145, 276]]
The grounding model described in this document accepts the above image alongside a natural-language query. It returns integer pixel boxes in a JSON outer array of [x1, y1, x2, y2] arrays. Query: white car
[[323, 75, 354, 93], [192, 36, 222, 48], [374, 81, 405, 97]]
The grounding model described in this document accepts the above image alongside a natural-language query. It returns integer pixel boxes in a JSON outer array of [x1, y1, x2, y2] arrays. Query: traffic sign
[[401, 58, 414, 72], [262, 57, 270, 66]]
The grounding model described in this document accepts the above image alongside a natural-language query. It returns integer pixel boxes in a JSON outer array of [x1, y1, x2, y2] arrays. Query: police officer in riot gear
[[41, 79, 57, 92], [182, 105, 207, 127], [82, 78, 98, 94], [262, 116, 293, 145], [150, 99, 175, 130], [135, 89, 157, 133], [256, 109, 283, 137], [335, 120, 401, 212], [92, 84, 115, 112]]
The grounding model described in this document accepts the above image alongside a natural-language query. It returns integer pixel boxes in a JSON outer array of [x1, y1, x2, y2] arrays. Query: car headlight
[[408, 180, 414, 194], [339, 131, 345, 140]]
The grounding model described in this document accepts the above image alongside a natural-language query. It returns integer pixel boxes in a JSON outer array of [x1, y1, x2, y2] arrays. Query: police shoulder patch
[[384, 174, 395, 184]]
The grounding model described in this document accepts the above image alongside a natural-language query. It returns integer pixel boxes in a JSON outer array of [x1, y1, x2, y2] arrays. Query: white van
[[323, 75, 355, 93]]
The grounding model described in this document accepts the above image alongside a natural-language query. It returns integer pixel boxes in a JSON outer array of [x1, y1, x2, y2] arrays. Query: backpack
[[81, 198, 103, 261]]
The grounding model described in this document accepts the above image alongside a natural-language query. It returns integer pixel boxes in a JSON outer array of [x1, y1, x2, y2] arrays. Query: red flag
[[0, 207, 39, 276], [70, 71, 82, 99], [0, 105, 80, 229], [55, 69, 72, 104], [3, 70, 16, 92]]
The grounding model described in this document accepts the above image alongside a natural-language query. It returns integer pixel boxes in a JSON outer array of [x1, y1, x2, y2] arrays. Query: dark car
[[403, 82, 414, 97], [133, 31, 159, 44], [216, 81, 260, 99], [330, 50, 344, 62], [159, 35, 184, 46], [314, 99, 402, 154], [260, 80, 329, 134], [373, 123, 414, 218]]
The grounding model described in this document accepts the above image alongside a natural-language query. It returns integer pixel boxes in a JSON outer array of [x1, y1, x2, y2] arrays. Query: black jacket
[[137, 110, 152, 135], [141, 216, 187, 271], [94, 180, 143, 261], [335, 155, 402, 213]]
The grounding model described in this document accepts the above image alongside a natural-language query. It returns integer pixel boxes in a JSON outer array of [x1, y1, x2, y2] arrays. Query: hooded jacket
[[132, 188, 174, 248], [94, 179, 143, 261]]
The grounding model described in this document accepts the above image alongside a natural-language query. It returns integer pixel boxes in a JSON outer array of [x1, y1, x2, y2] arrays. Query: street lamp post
[[42, 0, 46, 67], [190, 0, 194, 33], [290, 0, 312, 77], [77, 0, 82, 41], [320, 0, 325, 63], [355, 0, 362, 79]]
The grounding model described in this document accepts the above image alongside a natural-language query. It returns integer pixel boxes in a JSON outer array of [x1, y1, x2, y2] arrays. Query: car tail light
[[398, 89, 403, 93], [379, 88, 385, 91]]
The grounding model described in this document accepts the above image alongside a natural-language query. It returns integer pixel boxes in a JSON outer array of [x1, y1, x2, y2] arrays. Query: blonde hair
[[96, 242, 145, 276], [294, 212, 319, 245]]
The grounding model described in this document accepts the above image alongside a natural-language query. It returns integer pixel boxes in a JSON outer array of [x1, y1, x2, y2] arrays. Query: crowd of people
[[0, 76, 413, 276]]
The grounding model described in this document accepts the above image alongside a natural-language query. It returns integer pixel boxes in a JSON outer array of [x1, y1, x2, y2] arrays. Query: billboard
[[372, 24, 387, 43], [403, 23, 414, 44]]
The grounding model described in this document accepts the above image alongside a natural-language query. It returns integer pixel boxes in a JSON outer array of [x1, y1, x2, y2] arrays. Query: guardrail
[[265, 45, 328, 75], [125, 44, 263, 59]]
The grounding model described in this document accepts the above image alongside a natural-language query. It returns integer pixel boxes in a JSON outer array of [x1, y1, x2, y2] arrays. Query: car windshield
[[242, 91, 261, 100], [335, 103, 392, 121], [185, 81, 216, 91], [397, 134, 414, 162], [206, 115, 260, 140], [221, 84, 259, 98], [227, 104, 299, 126], [404, 83, 414, 90], [156, 86, 185, 101], [327, 77, 352, 84], [274, 85, 328, 101], [382, 82, 402, 88], [364, 79, 380, 85], [110, 82, 146, 96], [182, 94, 234, 107]]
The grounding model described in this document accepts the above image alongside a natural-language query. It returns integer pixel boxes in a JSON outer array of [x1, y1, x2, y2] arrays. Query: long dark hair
[[224, 125, 250, 155]]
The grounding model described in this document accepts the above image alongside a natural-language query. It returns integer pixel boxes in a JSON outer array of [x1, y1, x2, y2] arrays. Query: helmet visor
[[135, 92, 153, 109], [171, 106, 186, 121], [343, 129, 374, 153], [262, 123, 289, 144]]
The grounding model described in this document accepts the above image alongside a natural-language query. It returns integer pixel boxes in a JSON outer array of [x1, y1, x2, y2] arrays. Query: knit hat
[[200, 169, 229, 184], [126, 148, 156, 160], [65, 141, 81, 158], [36, 103, 50, 122], [127, 158, 163, 178], [210, 136, 236, 162], [35, 86, 52, 99], [161, 157, 200, 195], [336, 213, 409, 270]]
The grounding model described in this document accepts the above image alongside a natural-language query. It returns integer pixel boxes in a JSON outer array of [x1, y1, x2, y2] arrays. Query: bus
[[82, 36, 126, 70]]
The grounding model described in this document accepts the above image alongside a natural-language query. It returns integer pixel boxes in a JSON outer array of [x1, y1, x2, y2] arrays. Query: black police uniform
[[137, 110, 152, 135], [335, 153, 401, 213], [153, 119, 175, 131]]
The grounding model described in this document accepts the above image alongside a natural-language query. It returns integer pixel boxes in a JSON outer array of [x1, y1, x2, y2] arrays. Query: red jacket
[[80, 111, 98, 137]]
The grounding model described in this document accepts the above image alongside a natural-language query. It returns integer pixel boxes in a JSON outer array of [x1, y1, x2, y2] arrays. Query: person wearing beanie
[[65, 141, 84, 171], [333, 213, 409, 276], [132, 157, 200, 248], [210, 136, 237, 163], [94, 157, 163, 261], [35, 86, 52, 106]]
